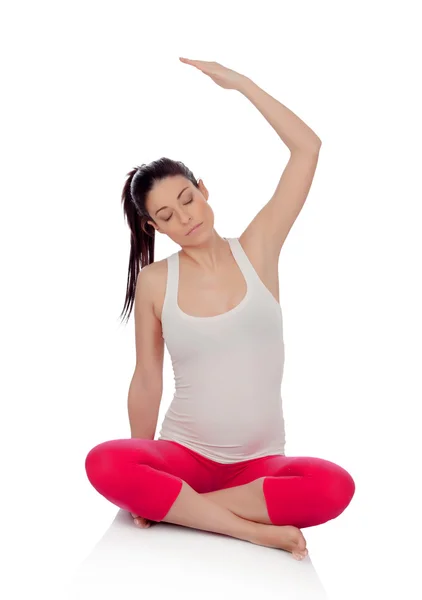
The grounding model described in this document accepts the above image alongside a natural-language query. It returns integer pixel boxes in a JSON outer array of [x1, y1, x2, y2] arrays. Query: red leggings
[[85, 439, 355, 528]]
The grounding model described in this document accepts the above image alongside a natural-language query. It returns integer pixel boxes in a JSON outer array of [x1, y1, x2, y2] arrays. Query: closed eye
[[164, 197, 193, 222]]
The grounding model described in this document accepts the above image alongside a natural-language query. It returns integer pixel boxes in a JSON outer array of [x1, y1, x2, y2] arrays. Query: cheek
[[200, 201, 211, 215], [204, 204, 214, 219]]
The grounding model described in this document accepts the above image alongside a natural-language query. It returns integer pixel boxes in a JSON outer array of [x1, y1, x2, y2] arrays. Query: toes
[[292, 548, 308, 559], [293, 548, 308, 560], [292, 538, 308, 560], [134, 519, 150, 528]]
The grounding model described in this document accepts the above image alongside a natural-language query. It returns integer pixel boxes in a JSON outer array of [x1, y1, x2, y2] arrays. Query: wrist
[[236, 75, 255, 94]]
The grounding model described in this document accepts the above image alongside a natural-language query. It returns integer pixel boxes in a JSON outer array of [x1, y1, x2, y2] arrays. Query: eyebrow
[[155, 186, 190, 216]]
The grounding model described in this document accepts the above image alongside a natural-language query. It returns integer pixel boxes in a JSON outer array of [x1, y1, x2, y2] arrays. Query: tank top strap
[[164, 236, 274, 322], [165, 251, 179, 313], [226, 237, 264, 291]]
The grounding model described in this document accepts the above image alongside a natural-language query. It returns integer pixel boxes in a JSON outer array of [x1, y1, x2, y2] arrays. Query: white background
[[1, 1, 421, 598]]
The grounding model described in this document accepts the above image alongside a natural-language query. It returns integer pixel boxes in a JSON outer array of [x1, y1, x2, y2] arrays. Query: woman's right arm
[[128, 264, 164, 440]]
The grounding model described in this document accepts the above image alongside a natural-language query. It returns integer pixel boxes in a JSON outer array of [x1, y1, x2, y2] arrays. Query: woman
[[85, 59, 355, 561]]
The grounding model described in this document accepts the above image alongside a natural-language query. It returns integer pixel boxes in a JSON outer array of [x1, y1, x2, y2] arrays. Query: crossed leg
[[201, 455, 355, 529], [201, 477, 270, 523], [201, 475, 309, 560]]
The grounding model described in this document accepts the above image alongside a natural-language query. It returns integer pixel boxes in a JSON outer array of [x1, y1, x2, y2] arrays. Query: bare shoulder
[[138, 257, 168, 321]]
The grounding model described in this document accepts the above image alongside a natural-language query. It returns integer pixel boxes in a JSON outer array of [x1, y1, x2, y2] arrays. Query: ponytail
[[119, 157, 199, 325]]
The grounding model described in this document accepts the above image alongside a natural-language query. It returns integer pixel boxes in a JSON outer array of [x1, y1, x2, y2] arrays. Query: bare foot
[[251, 524, 308, 560], [130, 512, 157, 528]]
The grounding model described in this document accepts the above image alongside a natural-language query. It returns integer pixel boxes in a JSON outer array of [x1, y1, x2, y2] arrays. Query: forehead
[[149, 175, 190, 204]]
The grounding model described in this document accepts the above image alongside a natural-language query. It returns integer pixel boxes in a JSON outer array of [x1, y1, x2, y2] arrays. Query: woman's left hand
[[179, 58, 248, 91]]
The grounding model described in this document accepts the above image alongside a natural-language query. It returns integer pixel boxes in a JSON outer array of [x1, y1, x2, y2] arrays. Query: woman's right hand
[[130, 512, 156, 528]]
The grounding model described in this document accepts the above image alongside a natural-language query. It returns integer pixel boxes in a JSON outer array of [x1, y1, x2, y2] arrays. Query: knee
[[85, 440, 122, 489], [326, 467, 356, 514]]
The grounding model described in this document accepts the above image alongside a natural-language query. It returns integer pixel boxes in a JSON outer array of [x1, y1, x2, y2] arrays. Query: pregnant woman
[[85, 59, 355, 561]]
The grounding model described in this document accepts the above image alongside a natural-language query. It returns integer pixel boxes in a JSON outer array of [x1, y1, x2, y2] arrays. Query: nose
[[180, 213, 194, 226]]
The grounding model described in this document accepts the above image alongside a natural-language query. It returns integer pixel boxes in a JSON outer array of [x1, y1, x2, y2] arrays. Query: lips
[[186, 223, 202, 235]]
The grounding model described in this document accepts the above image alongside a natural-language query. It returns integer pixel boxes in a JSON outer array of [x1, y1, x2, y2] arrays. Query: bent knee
[[327, 467, 356, 512], [85, 440, 123, 488]]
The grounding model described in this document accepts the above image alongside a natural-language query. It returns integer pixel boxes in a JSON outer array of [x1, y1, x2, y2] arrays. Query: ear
[[198, 179, 209, 201], [147, 219, 161, 233]]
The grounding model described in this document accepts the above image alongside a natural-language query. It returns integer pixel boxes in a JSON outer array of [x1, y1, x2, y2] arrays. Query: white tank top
[[157, 237, 286, 464]]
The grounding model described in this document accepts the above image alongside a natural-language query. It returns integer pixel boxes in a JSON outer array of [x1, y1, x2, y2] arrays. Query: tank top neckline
[[174, 237, 251, 321]]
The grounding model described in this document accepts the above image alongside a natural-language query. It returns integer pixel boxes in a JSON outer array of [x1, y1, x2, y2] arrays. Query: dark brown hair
[[119, 157, 199, 325]]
